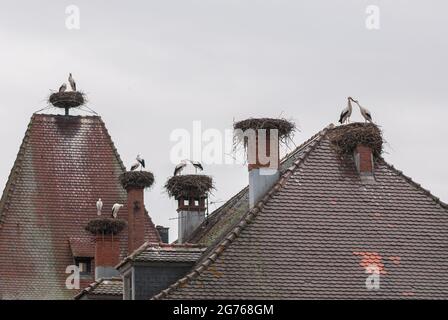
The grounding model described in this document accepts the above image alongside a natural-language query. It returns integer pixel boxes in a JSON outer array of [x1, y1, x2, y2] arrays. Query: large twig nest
[[120, 171, 155, 190], [85, 218, 127, 235], [234, 118, 296, 139], [233, 118, 296, 151], [165, 174, 214, 199], [49, 91, 85, 109], [329, 123, 383, 158]]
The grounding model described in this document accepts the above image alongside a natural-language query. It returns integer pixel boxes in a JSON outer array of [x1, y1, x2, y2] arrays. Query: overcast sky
[[1, 1, 447, 241]]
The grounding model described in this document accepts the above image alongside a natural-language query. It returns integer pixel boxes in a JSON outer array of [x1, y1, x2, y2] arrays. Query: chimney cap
[[329, 122, 383, 158], [120, 171, 155, 190], [164, 174, 214, 199]]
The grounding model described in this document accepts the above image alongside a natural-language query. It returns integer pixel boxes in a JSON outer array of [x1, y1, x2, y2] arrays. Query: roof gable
[[154, 124, 448, 299]]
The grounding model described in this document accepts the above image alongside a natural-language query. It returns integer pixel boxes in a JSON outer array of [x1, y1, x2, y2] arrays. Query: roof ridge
[[151, 124, 333, 300], [185, 123, 335, 243], [381, 159, 448, 210], [98, 117, 126, 173], [0, 114, 36, 225]]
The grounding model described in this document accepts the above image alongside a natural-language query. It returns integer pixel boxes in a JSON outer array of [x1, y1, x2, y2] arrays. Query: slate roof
[[154, 123, 448, 299], [74, 278, 123, 299], [0, 114, 160, 299], [117, 242, 206, 267]]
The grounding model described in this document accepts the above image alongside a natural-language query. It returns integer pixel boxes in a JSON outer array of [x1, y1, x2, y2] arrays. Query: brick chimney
[[119, 171, 155, 254], [94, 234, 120, 279], [177, 195, 206, 244], [354, 145, 375, 182], [126, 187, 146, 254], [247, 129, 280, 208], [85, 218, 126, 280]]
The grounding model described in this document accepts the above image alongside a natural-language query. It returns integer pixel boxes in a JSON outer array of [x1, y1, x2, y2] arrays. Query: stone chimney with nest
[[329, 122, 383, 183], [165, 174, 214, 243], [119, 171, 155, 253], [85, 217, 127, 279], [233, 118, 295, 208]]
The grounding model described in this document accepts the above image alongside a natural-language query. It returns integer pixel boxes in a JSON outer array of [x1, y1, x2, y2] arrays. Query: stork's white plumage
[[354, 100, 373, 123], [174, 160, 187, 176], [136, 154, 145, 169], [68, 73, 76, 91], [96, 198, 103, 216], [111, 203, 124, 218], [59, 83, 67, 93], [130, 161, 140, 171], [190, 160, 203, 173], [338, 97, 353, 124]]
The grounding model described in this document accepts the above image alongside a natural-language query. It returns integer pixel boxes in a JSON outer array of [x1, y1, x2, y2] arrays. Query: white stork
[[190, 160, 203, 173], [173, 160, 187, 176], [354, 100, 373, 123], [96, 198, 103, 216], [59, 83, 67, 93], [68, 73, 77, 91], [338, 97, 353, 124], [111, 203, 124, 218], [137, 154, 145, 169], [130, 161, 140, 171]]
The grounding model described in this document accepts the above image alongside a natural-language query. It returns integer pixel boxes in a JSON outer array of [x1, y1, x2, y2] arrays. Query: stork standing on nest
[[353, 99, 373, 123], [190, 160, 204, 173], [338, 97, 353, 124], [111, 203, 124, 218], [130, 154, 145, 171], [137, 154, 145, 170], [59, 83, 67, 93], [174, 160, 187, 176], [96, 198, 103, 216], [68, 73, 77, 91]]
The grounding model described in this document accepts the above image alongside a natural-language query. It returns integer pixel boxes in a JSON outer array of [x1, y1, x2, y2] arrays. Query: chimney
[[353, 145, 375, 182], [126, 187, 146, 253], [85, 218, 126, 280], [119, 171, 155, 254], [165, 175, 213, 244], [248, 129, 280, 208], [94, 234, 120, 279], [156, 225, 169, 243], [177, 195, 206, 243], [234, 118, 294, 209]]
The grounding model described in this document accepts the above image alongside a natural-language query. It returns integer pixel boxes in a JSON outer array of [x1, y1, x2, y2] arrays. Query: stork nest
[[234, 118, 295, 139], [329, 122, 383, 158], [120, 171, 155, 190], [48, 91, 86, 109], [85, 218, 127, 235], [165, 174, 214, 199], [233, 118, 296, 150]]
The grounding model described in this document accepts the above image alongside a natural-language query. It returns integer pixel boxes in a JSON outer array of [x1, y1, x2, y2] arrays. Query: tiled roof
[[0, 114, 160, 299], [117, 242, 206, 268], [74, 277, 123, 299], [186, 128, 327, 246], [69, 237, 95, 258], [153, 123, 448, 299]]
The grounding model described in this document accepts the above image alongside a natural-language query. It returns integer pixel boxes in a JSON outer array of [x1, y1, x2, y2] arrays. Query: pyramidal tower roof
[[0, 114, 160, 299]]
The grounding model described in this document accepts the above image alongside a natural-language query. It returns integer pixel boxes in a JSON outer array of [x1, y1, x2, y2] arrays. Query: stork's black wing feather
[[338, 110, 348, 124]]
